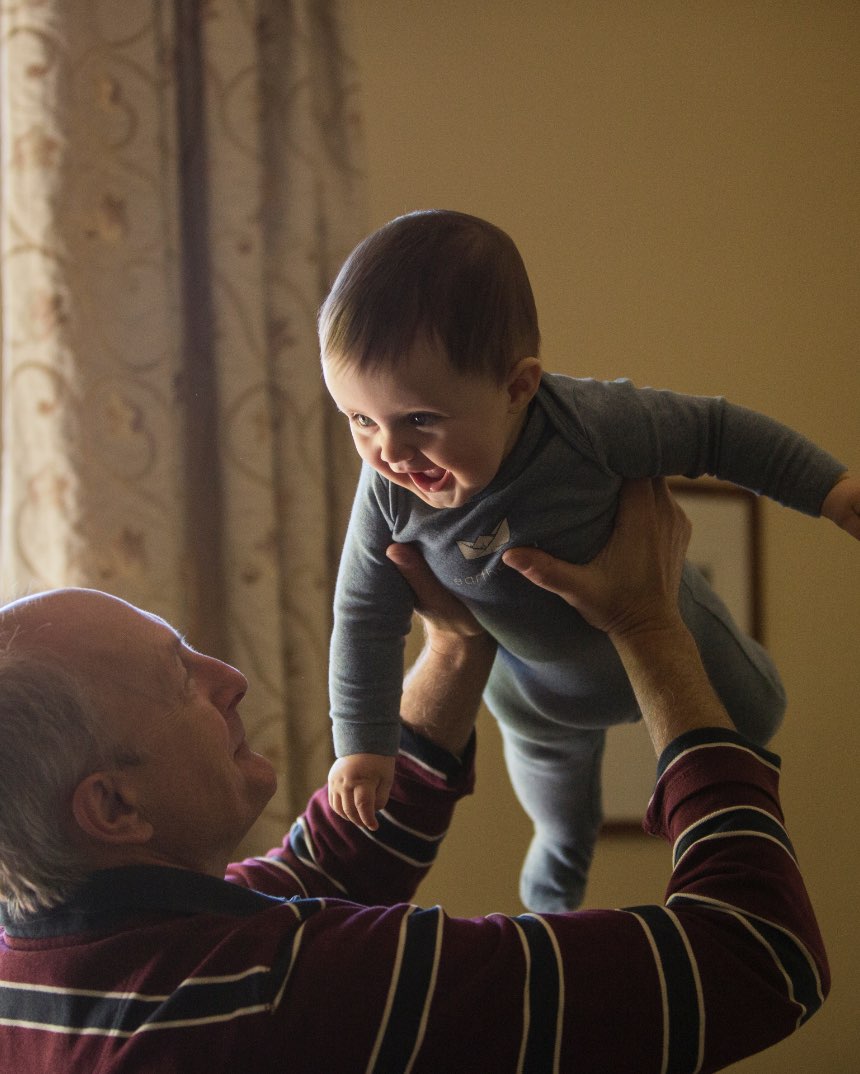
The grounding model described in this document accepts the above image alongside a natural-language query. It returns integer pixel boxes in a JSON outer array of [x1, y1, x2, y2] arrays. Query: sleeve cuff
[[398, 722, 476, 788], [656, 726, 781, 780]]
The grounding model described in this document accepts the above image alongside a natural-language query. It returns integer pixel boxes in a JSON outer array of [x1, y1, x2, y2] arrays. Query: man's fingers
[[502, 547, 587, 600], [385, 543, 436, 604], [387, 542, 484, 637]]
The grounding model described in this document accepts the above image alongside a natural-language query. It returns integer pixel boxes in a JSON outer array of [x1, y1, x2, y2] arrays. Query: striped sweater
[[0, 725, 828, 1073]]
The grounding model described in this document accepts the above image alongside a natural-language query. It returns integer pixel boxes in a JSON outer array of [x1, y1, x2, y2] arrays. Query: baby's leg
[[680, 566, 786, 744], [499, 721, 606, 913]]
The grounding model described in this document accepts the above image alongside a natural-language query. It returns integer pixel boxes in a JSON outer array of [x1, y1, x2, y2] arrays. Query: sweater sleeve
[[232, 730, 828, 1073], [226, 724, 476, 905], [386, 729, 827, 1074], [555, 377, 846, 515], [271, 726, 828, 1069], [328, 463, 417, 757]]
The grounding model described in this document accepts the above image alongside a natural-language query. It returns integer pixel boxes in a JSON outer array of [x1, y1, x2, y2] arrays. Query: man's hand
[[502, 477, 691, 640], [328, 753, 396, 830], [821, 473, 860, 541], [386, 543, 487, 652], [507, 477, 732, 756]]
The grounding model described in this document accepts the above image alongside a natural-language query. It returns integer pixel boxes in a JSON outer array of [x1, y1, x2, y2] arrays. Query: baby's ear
[[506, 357, 542, 411]]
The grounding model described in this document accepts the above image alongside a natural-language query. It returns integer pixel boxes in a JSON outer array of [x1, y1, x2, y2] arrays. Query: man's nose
[[199, 653, 248, 709]]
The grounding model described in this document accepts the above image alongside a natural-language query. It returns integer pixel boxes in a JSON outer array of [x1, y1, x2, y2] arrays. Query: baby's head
[[319, 209, 540, 384], [320, 211, 543, 509]]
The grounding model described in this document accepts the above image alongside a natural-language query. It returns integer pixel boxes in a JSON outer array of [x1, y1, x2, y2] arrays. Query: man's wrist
[[421, 624, 496, 663], [400, 630, 496, 758], [609, 617, 735, 757]]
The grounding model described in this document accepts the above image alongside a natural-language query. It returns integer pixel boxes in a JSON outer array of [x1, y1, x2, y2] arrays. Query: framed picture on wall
[[601, 477, 763, 830]]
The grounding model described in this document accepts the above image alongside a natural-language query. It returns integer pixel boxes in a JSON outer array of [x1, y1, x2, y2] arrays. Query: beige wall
[[348, 4, 859, 1071]]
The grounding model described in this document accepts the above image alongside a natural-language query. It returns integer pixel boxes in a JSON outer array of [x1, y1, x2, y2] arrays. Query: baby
[[320, 209, 858, 911]]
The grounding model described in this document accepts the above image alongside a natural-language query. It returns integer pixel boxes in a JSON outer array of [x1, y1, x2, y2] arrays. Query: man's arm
[[230, 543, 494, 905], [246, 478, 828, 1073], [386, 542, 497, 757]]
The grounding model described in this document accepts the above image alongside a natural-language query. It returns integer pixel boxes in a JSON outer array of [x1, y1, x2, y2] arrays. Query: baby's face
[[323, 339, 535, 509]]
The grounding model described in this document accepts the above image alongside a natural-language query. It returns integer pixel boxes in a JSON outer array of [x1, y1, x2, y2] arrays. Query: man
[[0, 480, 828, 1072]]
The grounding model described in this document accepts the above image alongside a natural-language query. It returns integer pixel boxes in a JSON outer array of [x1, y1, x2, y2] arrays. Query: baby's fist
[[821, 474, 860, 541]]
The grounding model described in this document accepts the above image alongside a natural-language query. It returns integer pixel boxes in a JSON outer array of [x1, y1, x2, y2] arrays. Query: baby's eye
[[407, 412, 437, 428], [352, 413, 375, 428]]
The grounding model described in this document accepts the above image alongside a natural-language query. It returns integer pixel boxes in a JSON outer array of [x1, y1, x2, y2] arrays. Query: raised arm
[[386, 542, 497, 757], [230, 479, 829, 1072], [553, 375, 847, 517], [233, 542, 495, 905]]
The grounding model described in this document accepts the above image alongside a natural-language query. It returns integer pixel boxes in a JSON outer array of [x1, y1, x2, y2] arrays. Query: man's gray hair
[[0, 649, 119, 920]]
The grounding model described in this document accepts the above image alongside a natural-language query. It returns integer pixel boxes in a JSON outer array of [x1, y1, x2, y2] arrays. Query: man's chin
[[237, 744, 278, 800]]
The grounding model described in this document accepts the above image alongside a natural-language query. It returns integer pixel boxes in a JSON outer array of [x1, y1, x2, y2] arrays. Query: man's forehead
[[1, 588, 181, 665]]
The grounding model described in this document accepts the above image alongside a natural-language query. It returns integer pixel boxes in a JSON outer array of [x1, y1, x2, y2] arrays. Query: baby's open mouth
[[409, 467, 451, 493]]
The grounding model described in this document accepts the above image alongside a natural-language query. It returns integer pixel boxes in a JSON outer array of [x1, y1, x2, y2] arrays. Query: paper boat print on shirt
[[456, 518, 511, 560]]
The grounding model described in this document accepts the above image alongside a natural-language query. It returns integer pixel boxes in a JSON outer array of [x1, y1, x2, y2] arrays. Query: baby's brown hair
[[319, 210, 540, 384]]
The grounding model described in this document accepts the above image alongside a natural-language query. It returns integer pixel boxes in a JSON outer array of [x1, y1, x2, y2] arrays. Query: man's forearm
[[399, 628, 497, 757], [610, 616, 735, 756]]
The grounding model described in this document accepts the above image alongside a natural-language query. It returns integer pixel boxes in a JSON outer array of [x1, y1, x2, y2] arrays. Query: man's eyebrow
[[169, 632, 201, 662], [165, 632, 189, 665]]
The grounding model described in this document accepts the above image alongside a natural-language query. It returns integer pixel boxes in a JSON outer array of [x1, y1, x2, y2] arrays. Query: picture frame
[[601, 477, 763, 830]]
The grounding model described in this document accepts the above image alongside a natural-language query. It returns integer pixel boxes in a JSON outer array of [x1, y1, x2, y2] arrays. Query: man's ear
[[506, 357, 542, 412], [71, 771, 154, 846]]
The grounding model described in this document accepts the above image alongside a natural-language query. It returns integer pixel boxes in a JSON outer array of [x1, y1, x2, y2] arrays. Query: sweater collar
[[0, 864, 285, 939]]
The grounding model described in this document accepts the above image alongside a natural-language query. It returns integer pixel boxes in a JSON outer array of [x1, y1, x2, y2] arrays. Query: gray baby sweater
[[329, 374, 844, 756]]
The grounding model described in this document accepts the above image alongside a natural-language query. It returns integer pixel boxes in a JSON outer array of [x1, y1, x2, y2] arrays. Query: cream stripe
[[398, 749, 447, 781], [376, 809, 446, 843], [365, 907, 414, 1073], [522, 914, 564, 1073], [630, 913, 670, 1074], [659, 741, 780, 783], [0, 1001, 272, 1038], [270, 922, 307, 1012], [293, 817, 348, 893], [253, 855, 310, 897], [0, 979, 167, 1001], [662, 907, 705, 1074], [667, 892, 825, 1019], [509, 916, 532, 1074], [675, 829, 796, 871], [403, 908, 444, 1073], [358, 825, 436, 868], [673, 805, 792, 863]]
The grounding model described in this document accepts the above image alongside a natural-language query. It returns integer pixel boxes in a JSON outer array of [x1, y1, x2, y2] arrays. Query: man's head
[[0, 589, 277, 920], [318, 209, 541, 383]]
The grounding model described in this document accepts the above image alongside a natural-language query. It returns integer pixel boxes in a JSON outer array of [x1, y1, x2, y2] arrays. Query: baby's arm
[[821, 472, 860, 540], [328, 753, 396, 830]]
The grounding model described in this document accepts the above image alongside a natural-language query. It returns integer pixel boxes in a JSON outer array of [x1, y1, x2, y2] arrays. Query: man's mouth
[[408, 467, 451, 493]]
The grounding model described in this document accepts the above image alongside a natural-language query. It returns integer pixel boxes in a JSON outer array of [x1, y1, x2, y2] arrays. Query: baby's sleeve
[[329, 464, 417, 757]]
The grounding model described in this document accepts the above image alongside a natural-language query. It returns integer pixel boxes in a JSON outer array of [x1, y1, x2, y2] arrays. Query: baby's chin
[[409, 479, 487, 510], [378, 465, 488, 508]]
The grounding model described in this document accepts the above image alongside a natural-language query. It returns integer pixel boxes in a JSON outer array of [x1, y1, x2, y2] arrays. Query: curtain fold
[[0, 0, 365, 845]]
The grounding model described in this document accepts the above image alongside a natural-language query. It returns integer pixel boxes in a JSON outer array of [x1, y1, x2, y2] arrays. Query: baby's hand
[[328, 753, 396, 830], [821, 473, 860, 541]]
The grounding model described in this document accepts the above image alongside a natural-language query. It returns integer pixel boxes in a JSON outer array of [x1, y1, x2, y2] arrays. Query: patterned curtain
[[0, 0, 365, 848]]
